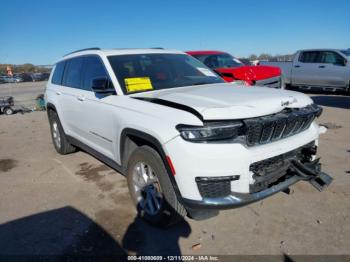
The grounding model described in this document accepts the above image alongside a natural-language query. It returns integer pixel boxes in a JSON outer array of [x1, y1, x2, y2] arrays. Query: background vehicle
[[29, 72, 50, 81], [0, 76, 23, 83], [187, 51, 282, 88], [31, 73, 44, 81], [14, 73, 33, 82], [13, 76, 23, 82], [0, 76, 14, 83], [260, 49, 350, 92], [0, 96, 15, 115], [46, 48, 332, 226]]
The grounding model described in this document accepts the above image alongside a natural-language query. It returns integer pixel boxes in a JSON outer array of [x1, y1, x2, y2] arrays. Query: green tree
[[258, 53, 272, 60], [248, 54, 258, 60]]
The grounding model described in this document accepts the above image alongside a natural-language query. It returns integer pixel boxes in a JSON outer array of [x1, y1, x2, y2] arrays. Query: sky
[[0, 0, 349, 65]]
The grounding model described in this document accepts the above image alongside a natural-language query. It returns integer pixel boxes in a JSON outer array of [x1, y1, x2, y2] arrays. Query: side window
[[320, 51, 345, 65], [62, 57, 84, 88], [299, 51, 321, 63], [51, 61, 65, 85], [82, 56, 110, 91]]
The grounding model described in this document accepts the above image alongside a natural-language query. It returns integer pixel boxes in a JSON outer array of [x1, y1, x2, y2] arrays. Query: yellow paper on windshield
[[125, 77, 153, 93]]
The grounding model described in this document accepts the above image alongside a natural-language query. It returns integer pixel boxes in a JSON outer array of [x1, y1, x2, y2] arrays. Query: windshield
[[340, 50, 350, 58], [191, 53, 244, 69], [108, 53, 224, 94]]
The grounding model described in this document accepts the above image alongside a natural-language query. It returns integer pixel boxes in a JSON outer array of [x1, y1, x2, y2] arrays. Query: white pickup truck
[[261, 49, 350, 93]]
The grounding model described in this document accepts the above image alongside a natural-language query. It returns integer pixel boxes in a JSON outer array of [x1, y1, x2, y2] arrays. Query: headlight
[[176, 121, 243, 142]]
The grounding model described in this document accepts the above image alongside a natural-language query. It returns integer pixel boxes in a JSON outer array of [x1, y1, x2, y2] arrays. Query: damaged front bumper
[[183, 155, 333, 219]]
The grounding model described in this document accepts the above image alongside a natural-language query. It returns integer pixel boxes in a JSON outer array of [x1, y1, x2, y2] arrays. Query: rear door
[[59, 57, 85, 138], [316, 51, 348, 88], [291, 51, 322, 86]]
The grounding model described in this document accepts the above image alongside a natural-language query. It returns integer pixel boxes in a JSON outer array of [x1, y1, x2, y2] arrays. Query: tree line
[[242, 53, 294, 62], [0, 64, 51, 75]]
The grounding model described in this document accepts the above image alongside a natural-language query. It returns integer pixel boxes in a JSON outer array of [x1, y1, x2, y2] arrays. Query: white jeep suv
[[45, 48, 332, 226]]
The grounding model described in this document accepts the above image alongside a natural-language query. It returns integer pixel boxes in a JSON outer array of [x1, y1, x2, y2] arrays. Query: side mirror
[[334, 59, 347, 66], [91, 77, 115, 93]]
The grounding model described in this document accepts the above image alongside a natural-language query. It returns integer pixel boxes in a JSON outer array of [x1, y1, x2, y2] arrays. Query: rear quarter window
[[51, 61, 66, 85]]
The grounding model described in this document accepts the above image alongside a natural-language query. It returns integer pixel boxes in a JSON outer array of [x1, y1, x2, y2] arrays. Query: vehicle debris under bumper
[[290, 158, 333, 192], [183, 159, 333, 213]]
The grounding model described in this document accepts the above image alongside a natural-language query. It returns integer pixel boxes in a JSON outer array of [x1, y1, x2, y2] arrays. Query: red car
[[186, 51, 282, 88]]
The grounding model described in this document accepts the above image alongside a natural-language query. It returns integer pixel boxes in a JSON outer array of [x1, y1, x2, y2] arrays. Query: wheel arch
[[46, 102, 57, 116], [119, 128, 184, 203]]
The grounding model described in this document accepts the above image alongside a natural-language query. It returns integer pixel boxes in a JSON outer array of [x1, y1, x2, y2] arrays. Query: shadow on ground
[[311, 95, 350, 109], [0, 206, 125, 257], [122, 215, 191, 255], [0, 206, 191, 257]]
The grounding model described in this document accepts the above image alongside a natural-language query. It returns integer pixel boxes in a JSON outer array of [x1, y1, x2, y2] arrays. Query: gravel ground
[[0, 91, 349, 258]]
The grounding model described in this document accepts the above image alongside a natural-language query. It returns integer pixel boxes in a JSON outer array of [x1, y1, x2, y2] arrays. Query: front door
[[75, 55, 117, 160], [291, 51, 322, 87]]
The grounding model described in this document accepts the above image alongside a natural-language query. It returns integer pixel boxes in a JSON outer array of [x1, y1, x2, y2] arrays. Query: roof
[[57, 48, 185, 62], [296, 48, 345, 52], [186, 50, 226, 55]]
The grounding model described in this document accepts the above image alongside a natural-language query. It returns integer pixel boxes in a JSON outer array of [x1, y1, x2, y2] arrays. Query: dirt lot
[[0, 81, 46, 107], [0, 92, 349, 258]]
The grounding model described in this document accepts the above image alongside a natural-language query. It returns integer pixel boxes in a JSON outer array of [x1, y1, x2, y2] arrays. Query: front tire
[[48, 110, 76, 155], [127, 146, 186, 227]]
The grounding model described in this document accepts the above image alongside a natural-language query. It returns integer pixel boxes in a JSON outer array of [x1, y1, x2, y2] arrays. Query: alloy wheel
[[132, 161, 163, 215], [52, 121, 61, 149]]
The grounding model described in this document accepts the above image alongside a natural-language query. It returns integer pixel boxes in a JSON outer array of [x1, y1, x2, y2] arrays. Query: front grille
[[243, 104, 322, 146], [195, 176, 239, 198]]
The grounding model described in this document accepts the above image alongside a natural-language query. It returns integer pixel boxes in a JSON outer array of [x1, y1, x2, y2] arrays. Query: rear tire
[[4, 107, 14, 115], [127, 146, 186, 227], [48, 110, 76, 155]]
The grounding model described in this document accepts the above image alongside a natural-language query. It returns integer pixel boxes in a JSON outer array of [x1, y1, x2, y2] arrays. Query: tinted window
[[320, 51, 345, 65], [192, 54, 243, 69], [51, 61, 65, 85], [82, 56, 109, 91], [299, 51, 321, 63], [63, 57, 84, 88]]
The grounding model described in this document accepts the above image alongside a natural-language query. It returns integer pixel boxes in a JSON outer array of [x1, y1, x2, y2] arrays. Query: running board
[[297, 85, 346, 92]]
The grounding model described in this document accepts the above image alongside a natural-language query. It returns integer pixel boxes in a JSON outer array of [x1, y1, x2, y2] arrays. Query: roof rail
[[64, 47, 101, 57]]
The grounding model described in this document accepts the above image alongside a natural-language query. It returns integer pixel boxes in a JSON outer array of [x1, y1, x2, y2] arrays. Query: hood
[[216, 65, 281, 83], [131, 83, 314, 120]]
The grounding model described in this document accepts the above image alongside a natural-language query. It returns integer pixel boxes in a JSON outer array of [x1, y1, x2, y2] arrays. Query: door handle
[[318, 65, 326, 68], [56, 91, 62, 95], [77, 95, 85, 101], [294, 65, 301, 68]]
